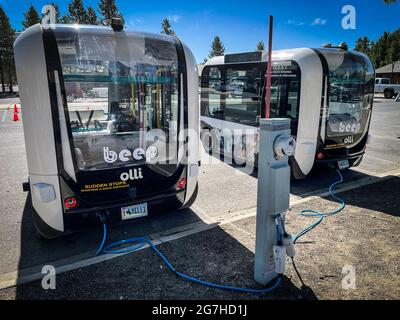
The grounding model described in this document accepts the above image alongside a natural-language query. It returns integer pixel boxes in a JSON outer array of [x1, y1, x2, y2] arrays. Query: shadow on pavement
[[289, 166, 370, 197], [15, 223, 316, 300], [15, 192, 206, 279], [336, 175, 400, 217], [224, 155, 373, 198]]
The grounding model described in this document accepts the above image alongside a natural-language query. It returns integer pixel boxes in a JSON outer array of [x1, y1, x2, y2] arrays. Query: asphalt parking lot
[[0, 97, 399, 299]]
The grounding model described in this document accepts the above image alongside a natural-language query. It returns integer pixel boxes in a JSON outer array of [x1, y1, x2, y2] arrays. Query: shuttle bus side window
[[224, 64, 261, 126], [267, 61, 301, 133], [204, 67, 224, 119]]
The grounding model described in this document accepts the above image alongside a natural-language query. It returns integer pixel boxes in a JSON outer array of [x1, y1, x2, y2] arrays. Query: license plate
[[337, 159, 350, 170], [121, 203, 148, 220]]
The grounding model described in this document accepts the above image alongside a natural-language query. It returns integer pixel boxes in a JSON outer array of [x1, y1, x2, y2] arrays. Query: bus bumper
[[315, 149, 365, 169], [63, 190, 186, 232]]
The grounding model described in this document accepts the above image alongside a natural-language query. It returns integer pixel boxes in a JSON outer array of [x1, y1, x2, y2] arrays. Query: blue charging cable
[[94, 169, 344, 293], [95, 223, 281, 294], [293, 169, 345, 243]]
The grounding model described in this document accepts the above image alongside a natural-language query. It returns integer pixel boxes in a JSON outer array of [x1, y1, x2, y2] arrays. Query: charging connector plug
[[96, 213, 107, 225], [282, 233, 296, 258]]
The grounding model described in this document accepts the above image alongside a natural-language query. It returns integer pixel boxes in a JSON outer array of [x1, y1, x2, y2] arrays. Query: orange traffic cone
[[12, 112, 19, 122], [13, 104, 19, 113]]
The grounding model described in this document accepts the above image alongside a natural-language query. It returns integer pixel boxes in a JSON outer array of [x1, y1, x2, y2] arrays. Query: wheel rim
[[202, 132, 213, 153]]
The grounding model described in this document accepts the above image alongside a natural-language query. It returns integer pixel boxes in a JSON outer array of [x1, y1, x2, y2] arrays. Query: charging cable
[[95, 222, 281, 294], [293, 169, 345, 243], [288, 169, 346, 285], [94, 170, 344, 293]]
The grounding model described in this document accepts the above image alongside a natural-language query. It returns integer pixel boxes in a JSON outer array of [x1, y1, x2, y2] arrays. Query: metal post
[[254, 118, 293, 285]]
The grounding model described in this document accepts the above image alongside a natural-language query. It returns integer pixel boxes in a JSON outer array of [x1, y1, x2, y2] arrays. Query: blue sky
[[1, 0, 400, 62]]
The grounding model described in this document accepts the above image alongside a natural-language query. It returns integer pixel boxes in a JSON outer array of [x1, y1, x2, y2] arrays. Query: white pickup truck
[[375, 78, 400, 98]]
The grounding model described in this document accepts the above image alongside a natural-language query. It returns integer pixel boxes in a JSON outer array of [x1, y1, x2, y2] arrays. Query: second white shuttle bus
[[200, 45, 375, 178]]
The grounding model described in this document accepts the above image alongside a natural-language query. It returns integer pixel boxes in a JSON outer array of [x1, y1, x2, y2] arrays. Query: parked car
[[375, 77, 400, 98]]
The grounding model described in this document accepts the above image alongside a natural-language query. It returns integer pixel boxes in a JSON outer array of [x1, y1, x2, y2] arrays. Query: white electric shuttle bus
[[200, 45, 375, 178], [14, 23, 199, 238]]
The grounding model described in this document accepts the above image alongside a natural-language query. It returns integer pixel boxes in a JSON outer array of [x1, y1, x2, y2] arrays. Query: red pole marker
[[13, 104, 19, 113], [265, 15, 274, 119]]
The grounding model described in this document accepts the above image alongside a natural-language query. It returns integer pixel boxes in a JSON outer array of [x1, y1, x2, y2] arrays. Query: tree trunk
[[0, 55, 5, 94], [8, 78, 13, 93]]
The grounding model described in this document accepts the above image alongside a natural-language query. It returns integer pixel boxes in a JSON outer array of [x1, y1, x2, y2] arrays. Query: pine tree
[[99, 0, 123, 22], [22, 5, 41, 30], [256, 41, 265, 51], [354, 37, 371, 56], [87, 6, 99, 25], [209, 36, 225, 58], [66, 0, 89, 24], [50, 2, 61, 23], [388, 29, 400, 64], [0, 6, 16, 93], [353, 29, 400, 68], [161, 18, 176, 36]]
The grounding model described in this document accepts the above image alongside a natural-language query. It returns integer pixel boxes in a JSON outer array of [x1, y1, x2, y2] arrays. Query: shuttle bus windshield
[[55, 31, 180, 171], [322, 50, 375, 138]]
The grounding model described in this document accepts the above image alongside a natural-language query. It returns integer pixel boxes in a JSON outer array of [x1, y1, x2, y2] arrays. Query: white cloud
[[311, 18, 327, 26], [286, 19, 305, 26], [168, 14, 182, 23], [126, 17, 143, 27]]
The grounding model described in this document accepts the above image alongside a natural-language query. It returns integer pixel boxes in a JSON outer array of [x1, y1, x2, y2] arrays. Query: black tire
[[384, 89, 395, 99], [201, 129, 214, 154], [32, 206, 64, 240], [290, 157, 307, 180], [181, 183, 199, 209]]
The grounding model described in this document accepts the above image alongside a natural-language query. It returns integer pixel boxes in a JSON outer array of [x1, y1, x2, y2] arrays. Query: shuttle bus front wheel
[[32, 206, 63, 240], [181, 183, 199, 209]]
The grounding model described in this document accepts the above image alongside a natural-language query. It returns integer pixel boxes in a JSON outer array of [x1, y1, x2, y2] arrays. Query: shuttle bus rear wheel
[[201, 132, 213, 154], [201, 129, 215, 154]]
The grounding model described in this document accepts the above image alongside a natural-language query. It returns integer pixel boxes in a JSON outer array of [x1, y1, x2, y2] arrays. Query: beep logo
[[103, 146, 158, 164]]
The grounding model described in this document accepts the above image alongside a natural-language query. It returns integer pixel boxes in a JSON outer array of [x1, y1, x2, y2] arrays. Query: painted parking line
[[364, 154, 399, 165], [1, 168, 399, 290], [370, 135, 400, 142], [1, 110, 7, 123], [371, 122, 400, 129]]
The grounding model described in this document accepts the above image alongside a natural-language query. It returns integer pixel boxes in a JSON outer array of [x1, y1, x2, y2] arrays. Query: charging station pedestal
[[254, 118, 293, 285]]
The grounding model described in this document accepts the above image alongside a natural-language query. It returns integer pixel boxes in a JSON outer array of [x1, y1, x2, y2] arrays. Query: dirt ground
[[0, 176, 399, 300]]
